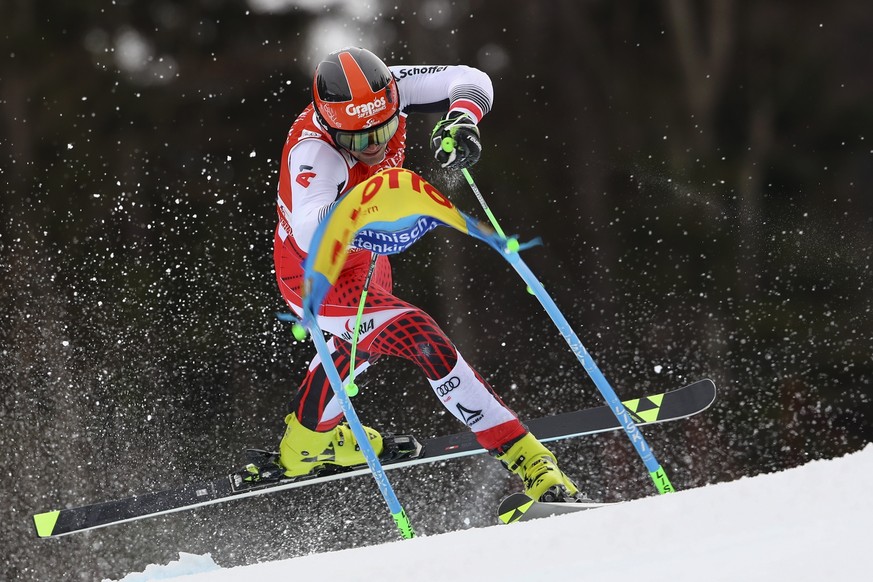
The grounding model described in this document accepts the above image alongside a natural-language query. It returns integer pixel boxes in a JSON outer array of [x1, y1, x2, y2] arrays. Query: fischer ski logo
[[456, 403, 484, 426]]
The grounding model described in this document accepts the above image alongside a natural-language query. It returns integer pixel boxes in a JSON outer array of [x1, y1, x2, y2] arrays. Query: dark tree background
[[2, 1, 871, 580]]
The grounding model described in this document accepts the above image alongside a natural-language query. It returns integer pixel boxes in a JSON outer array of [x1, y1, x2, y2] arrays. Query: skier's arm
[[287, 140, 349, 253], [390, 64, 493, 122], [390, 64, 492, 169]]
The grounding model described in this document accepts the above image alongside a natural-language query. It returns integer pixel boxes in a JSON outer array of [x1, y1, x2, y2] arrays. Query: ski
[[498, 492, 616, 524], [33, 378, 715, 538]]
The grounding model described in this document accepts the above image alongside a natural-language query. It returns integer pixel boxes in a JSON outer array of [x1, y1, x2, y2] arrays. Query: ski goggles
[[331, 113, 400, 152]]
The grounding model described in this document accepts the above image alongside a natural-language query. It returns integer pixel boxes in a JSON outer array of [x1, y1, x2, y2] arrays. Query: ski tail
[[33, 510, 61, 538], [498, 493, 615, 524]]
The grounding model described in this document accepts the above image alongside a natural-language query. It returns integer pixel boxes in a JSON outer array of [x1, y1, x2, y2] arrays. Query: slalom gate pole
[[453, 156, 674, 494], [460, 168, 508, 239], [439, 137, 508, 239], [500, 251, 674, 493], [307, 321, 416, 538], [295, 257, 413, 538]]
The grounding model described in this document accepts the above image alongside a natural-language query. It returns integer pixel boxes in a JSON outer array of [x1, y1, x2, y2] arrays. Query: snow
[[110, 554, 221, 581], [110, 444, 873, 582]]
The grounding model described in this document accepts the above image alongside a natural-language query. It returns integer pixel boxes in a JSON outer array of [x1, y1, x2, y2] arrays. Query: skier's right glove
[[430, 111, 482, 170]]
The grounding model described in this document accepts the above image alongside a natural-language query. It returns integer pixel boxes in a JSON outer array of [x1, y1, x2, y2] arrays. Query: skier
[[272, 47, 582, 502]]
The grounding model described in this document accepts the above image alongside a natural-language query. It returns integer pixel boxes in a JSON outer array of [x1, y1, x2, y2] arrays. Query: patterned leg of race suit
[[275, 234, 527, 451]]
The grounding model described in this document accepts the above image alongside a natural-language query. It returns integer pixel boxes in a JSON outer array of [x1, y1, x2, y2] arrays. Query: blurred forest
[[2, 1, 871, 580]]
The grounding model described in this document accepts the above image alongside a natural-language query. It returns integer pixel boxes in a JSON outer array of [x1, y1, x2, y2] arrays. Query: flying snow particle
[[654, 365, 663, 374]]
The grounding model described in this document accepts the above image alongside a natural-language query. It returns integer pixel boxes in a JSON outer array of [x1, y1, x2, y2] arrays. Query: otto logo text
[[359, 168, 453, 209]]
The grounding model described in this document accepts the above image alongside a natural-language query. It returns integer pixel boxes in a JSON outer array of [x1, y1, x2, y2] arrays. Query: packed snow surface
[[112, 444, 873, 582]]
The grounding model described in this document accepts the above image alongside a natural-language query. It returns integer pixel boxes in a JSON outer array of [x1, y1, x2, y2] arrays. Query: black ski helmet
[[311, 48, 399, 150]]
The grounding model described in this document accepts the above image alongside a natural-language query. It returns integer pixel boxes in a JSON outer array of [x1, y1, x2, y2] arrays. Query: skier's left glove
[[431, 111, 482, 169]]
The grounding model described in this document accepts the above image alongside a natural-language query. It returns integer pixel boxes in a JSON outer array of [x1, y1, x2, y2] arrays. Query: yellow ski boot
[[495, 433, 582, 502], [278, 413, 384, 477]]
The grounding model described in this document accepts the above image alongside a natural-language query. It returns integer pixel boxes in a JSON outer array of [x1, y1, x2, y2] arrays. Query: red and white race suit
[[273, 64, 526, 451]]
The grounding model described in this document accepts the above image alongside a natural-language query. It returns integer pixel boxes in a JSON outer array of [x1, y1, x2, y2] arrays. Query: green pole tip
[[505, 238, 520, 253], [650, 467, 676, 494], [346, 382, 359, 397], [291, 323, 307, 341], [441, 136, 455, 152], [393, 509, 416, 539]]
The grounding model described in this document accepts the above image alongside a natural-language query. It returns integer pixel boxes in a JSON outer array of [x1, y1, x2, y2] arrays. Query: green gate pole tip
[[393, 510, 416, 539], [650, 467, 676, 494], [34, 510, 60, 538]]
